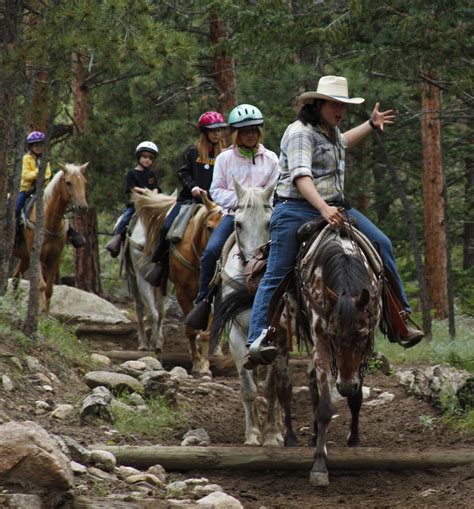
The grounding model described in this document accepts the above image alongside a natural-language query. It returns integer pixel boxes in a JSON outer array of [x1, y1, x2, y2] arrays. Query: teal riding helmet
[[228, 104, 264, 128]]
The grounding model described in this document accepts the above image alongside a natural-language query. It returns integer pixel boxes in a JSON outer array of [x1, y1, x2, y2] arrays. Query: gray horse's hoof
[[309, 471, 329, 487]]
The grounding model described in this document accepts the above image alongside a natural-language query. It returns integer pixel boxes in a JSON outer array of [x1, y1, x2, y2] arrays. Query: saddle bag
[[166, 204, 194, 244], [243, 241, 271, 296]]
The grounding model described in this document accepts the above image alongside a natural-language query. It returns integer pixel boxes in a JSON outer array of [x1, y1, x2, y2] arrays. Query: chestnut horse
[[296, 223, 383, 486], [13, 163, 88, 312], [133, 190, 223, 375]]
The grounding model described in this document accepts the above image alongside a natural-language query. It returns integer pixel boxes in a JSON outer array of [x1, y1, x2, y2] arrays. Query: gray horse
[[124, 215, 168, 353]]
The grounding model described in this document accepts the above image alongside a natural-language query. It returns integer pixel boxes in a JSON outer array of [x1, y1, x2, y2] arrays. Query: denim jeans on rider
[[196, 214, 235, 303], [15, 191, 28, 225], [114, 206, 135, 236], [247, 200, 410, 345]]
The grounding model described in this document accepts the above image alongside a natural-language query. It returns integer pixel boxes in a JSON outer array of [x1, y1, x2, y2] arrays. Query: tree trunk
[[23, 82, 60, 337], [0, 0, 23, 295], [209, 8, 237, 114], [372, 131, 432, 338], [463, 121, 474, 270], [74, 208, 103, 295], [71, 52, 102, 294], [95, 445, 474, 472], [420, 73, 449, 318]]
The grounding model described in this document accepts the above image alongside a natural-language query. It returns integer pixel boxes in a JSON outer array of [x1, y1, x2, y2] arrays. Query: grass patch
[[375, 314, 474, 373], [0, 293, 91, 370], [112, 394, 188, 441]]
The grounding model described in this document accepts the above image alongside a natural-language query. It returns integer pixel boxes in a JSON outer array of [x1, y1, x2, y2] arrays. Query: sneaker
[[185, 300, 211, 330], [243, 329, 278, 370], [68, 228, 86, 248], [105, 234, 122, 258]]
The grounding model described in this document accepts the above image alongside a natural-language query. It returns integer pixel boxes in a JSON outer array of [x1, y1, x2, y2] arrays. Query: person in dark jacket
[[145, 111, 227, 286], [105, 141, 160, 258]]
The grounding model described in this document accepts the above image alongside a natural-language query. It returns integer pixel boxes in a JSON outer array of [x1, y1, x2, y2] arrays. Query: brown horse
[[13, 163, 88, 312], [295, 224, 383, 486], [133, 190, 223, 375]]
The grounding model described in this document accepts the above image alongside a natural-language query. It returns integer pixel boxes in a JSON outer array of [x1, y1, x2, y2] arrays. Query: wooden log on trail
[[94, 445, 474, 472]]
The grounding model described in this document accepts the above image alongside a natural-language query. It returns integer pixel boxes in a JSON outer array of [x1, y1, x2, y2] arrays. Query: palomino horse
[[210, 181, 297, 446], [123, 214, 168, 353], [13, 163, 88, 312], [295, 223, 383, 486], [132, 190, 223, 375]]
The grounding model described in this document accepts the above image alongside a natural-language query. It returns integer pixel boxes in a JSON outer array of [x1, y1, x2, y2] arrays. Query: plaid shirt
[[276, 120, 346, 203]]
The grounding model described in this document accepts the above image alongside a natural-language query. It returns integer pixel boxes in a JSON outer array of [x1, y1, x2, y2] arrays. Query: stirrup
[[244, 328, 277, 370]]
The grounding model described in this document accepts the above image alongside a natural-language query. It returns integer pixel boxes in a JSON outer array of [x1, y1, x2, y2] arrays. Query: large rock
[[0, 421, 74, 491], [396, 365, 473, 409], [8, 279, 133, 334], [83, 372, 144, 395]]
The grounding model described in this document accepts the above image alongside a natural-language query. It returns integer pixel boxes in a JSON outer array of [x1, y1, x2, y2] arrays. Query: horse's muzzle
[[336, 381, 359, 398], [74, 204, 89, 215]]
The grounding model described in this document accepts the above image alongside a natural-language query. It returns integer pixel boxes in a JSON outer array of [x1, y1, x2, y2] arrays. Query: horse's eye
[[235, 221, 242, 229]]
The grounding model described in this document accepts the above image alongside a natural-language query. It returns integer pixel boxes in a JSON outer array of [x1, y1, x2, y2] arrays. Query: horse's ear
[[58, 163, 66, 172], [233, 177, 244, 201], [326, 286, 338, 304], [262, 182, 276, 204], [356, 288, 370, 309], [79, 162, 89, 173]]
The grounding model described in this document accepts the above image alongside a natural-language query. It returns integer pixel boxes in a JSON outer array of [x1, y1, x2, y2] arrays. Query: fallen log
[[94, 445, 474, 472]]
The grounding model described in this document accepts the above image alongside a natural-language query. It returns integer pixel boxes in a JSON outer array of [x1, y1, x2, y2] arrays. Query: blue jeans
[[247, 201, 410, 344], [196, 214, 235, 302], [115, 206, 135, 235], [15, 191, 29, 226]]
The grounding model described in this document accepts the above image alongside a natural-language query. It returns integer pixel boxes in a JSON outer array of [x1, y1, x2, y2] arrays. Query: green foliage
[[418, 414, 436, 431], [439, 389, 474, 432], [0, 294, 90, 369], [375, 315, 474, 373], [112, 394, 187, 441]]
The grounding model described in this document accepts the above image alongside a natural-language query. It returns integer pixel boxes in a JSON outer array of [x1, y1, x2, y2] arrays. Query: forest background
[[0, 0, 472, 337]]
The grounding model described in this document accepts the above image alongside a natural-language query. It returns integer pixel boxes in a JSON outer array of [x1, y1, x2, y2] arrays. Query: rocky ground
[[0, 314, 473, 508]]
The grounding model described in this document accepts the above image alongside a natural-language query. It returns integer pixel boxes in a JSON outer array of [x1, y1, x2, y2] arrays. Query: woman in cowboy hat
[[245, 75, 424, 367]]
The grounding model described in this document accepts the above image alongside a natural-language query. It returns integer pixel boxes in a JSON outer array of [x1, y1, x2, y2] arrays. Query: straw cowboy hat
[[299, 76, 365, 105]]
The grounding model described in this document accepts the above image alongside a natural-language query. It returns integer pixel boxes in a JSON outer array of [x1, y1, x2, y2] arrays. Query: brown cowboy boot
[[185, 300, 211, 331], [105, 234, 122, 258], [400, 313, 425, 347]]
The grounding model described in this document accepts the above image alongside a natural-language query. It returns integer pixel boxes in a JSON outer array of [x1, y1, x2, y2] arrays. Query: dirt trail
[[2, 324, 473, 508], [83, 327, 474, 508]]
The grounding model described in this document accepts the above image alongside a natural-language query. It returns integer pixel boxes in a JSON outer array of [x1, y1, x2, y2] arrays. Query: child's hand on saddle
[[192, 187, 206, 199], [132, 186, 148, 195]]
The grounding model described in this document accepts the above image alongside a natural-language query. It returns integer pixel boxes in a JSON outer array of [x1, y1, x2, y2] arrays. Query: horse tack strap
[[170, 244, 199, 272]]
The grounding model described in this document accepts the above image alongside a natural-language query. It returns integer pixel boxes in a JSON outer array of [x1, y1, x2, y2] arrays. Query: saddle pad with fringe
[[299, 222, 383, 283]]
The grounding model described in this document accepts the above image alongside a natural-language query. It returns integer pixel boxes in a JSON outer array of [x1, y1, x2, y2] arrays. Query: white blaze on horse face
[[233, 187, 273, 261]]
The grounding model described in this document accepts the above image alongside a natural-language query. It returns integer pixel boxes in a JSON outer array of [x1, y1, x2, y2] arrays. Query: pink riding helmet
[[198, 111, 227, 130]]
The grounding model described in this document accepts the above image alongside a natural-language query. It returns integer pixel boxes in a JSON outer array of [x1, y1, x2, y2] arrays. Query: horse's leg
[[229, 320, 263, 445], [129, 276, 148, 351], [270, 328, 297, 447], [196, 329, 212, 376], [309, 345, 333, 487], [262, 364, 284, 447], [308, 367, 319, 447], [138, 276, 160, 352], [346, 384, 363, 447], [154, 284, 168, 356]]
